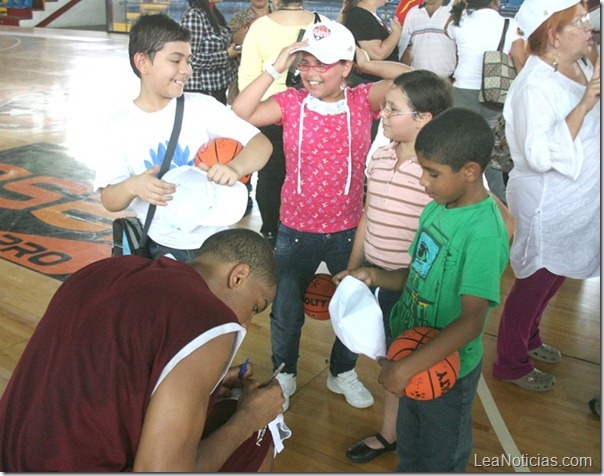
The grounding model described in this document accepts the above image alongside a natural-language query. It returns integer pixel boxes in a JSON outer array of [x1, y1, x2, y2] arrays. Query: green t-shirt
[[390, 196, 509, 378]]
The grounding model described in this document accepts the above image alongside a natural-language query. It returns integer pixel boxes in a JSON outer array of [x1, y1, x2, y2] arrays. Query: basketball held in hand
[[195, 137, 250, 184], [303, 273, 337, 320], [387, 327, 460, 401]]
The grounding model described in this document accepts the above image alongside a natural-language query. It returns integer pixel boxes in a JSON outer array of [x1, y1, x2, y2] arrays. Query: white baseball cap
[[291, 21, 356, 64], [515, 0, 581, 39], [156, 166, 248, 232]]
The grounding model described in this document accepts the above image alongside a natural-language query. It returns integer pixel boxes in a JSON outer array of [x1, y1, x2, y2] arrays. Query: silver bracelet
[[263, 63, 282, 80]]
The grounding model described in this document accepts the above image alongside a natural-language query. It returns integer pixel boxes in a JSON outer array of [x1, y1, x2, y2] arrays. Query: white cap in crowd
[[515, 0, 581, 39], [291, 21, 356, 64]]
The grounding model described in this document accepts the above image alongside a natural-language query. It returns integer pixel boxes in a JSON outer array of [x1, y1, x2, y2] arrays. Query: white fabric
[[155, 166, 248, 230], [398, 2, 457, 78], [220, 392, 292, 455], [329, 275, 386, 360], [268, 413, 292, 455], [447, 8, 523, 90], [93, 93, 260, 250], [503, 55, 600, 279]]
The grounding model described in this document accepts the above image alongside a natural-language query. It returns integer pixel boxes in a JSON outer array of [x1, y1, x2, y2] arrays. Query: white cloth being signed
[[329, 275, 386, 360]]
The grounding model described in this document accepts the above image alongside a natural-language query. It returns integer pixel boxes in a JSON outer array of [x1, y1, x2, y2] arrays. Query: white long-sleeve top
[[504, 54, 600, 279]]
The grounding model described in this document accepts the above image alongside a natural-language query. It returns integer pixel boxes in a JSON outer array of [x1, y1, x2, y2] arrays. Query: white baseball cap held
[[515, 0, 581, 39], [156, 165, 248, 232], [291, 21, 356, 64]]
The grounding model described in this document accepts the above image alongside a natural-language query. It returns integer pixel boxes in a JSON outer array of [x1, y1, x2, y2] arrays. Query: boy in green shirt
[[335, 107, 510, 471]]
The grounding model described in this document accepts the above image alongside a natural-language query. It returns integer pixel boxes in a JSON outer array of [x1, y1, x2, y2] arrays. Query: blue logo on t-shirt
[[144, 141, 192, 171], [412, 231, 441, 279]]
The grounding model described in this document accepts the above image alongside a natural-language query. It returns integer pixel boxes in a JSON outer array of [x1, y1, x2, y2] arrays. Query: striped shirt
[[364, 143, 431, 270], [398, 2, 457, 78]]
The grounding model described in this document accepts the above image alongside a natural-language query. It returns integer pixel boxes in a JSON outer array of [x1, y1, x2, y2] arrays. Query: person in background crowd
[[340, 0, 403, 85], [181, 0, 240, 104], [493, 0, 600, 392], [445, 0, 526, 204], [398, 0, 457, 79], [227, 0, 274, 105]]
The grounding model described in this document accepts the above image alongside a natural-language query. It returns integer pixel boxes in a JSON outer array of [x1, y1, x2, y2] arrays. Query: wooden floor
[[0, 26, 600, 472]]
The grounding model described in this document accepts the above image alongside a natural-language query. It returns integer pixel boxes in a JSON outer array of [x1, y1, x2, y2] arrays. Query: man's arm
[[133, 332, 283, 472]]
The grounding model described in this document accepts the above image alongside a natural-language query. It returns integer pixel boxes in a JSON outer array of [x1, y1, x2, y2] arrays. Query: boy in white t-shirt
[[94, 14, 272, 261]]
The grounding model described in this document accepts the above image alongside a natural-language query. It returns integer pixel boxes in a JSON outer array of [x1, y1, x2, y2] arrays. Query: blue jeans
[[270, 224, 358, 376], [395, 361, 482, 472]]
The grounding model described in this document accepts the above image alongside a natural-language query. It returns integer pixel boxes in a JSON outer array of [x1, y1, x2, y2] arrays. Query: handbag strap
[[313, 11, 320, 23], [497, 19, 510, 52], [140, 94, 185, 245]]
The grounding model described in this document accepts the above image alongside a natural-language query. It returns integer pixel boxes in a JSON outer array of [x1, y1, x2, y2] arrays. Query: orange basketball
[[195, 137, 250, 184], [387, 327, 460, 401], [303, 273, 337, 320]]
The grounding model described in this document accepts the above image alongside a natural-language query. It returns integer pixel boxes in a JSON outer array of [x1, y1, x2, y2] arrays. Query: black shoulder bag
[[111, 95, 185, 258]]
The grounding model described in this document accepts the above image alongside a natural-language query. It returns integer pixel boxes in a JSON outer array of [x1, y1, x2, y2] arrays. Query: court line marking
[[478, 373, 530, 472]]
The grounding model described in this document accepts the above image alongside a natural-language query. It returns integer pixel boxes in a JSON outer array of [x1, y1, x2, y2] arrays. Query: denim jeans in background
[[270, 224, 358, 376], [395, 361, 482, 472]]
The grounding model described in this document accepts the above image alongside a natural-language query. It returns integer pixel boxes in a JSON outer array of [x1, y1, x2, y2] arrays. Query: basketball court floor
[[0, 25, 600, 472]]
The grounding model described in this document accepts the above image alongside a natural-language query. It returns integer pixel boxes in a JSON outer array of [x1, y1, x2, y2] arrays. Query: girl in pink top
[[232, 20, 412, 412]]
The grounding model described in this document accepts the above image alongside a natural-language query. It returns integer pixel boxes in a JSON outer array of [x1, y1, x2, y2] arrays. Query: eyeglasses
[[296, 61, 339, 73], [380, 102, 417, 118], [568, 13, 591, 29]]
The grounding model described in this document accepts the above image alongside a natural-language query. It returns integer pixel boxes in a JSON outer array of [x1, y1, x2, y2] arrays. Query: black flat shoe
[[345, 432, 397, 463]]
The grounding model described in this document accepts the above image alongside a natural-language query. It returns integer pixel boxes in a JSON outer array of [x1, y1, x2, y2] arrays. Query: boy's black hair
[[194, 228, 278, 287], [392, 70, 453, 118], [128, 14, 191, 78], [415, 108, 494, 172]]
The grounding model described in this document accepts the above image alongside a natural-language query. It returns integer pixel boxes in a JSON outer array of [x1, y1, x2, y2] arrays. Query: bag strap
[[497, 19, 510, 52], [140, 94, 185, 246], [313, 11, 320, 23]]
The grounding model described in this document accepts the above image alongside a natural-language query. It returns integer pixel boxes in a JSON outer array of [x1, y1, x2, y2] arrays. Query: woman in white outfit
[[492, 0, 600, 391]]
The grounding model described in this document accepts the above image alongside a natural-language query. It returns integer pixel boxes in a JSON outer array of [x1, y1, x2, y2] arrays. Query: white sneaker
[[327, 369, 374, 409], [276, 372, 296, 412]]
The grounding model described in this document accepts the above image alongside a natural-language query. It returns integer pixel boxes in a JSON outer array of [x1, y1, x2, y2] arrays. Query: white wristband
[[264, 63, 282, 81]]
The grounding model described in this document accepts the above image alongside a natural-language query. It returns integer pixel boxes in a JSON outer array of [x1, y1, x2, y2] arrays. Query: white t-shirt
[[447, 8, 523, 90], [93, 93, 260, 250]]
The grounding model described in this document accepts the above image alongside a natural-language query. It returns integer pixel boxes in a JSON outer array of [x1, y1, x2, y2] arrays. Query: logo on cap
[[312, 25, 331, 41]]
